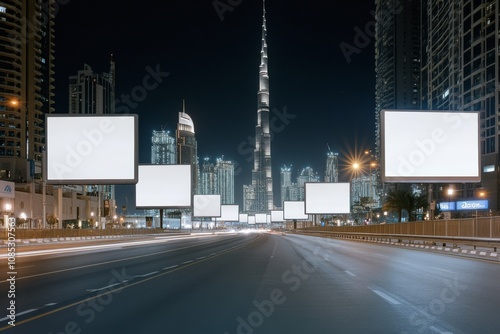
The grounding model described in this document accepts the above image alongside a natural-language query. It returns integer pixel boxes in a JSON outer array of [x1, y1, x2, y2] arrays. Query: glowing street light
[[3, 203, 12, 230], [447, 188, 454, 213]]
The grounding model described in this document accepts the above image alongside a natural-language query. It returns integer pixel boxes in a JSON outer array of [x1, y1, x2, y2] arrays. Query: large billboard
[[45, 114, 138, 184], [255, 213, 267, 224], [239, 213, 248, 223], [216, 205, 240, 222], [135, 165, 191, 208], [270, 210, 284, 222], [305, 182, 350, 214], [193, 195, 221, 217], [283, 201, 309, 220], [381, 110, 480, 183]]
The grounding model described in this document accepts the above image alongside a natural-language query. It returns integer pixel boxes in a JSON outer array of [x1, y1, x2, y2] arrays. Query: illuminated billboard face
[[239, 213, 248, 223], [216, 205, 240, 222], [271, 210, 284, 222], [283, 201, 309, 220], [255, 213, 267, 224], [381, 110, 480, 183], [135, 165, 191, 208], [305, 183, 350, 214], [46, 115, 138, 184], [193, 195, 221, 217]]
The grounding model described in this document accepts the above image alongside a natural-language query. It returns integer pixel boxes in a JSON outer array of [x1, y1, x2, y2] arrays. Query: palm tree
[[383, 189, 428, 222], [46, 215, 58, 229]]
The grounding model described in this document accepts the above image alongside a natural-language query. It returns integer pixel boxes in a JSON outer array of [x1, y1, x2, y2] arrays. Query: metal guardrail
[[292, 229, 500, 252], [297, 216, 500, 238]]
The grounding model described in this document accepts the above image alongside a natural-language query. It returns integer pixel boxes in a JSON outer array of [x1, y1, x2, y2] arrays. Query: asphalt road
[[1, 232, 499, 333]]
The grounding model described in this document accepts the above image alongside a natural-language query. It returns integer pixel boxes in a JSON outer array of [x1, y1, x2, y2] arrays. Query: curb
[[359, 238, 499, 260]]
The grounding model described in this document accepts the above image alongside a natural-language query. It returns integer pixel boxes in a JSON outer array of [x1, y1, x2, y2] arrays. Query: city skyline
[[54, 1, 376, 212]]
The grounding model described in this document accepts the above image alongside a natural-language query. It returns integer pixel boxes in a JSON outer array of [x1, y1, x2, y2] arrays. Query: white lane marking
[[429, 325, 453, 334], [196, 256, 206, 260], [163, 265, 179, 270], [345, 270, 356, 277], [182, 260, 194, 264], [0, 308, 38, 322], [86, 282, 122, 292], [135, 271, 159, 278], [0, 234, 233, 259], [369, 287, 401, 305], [429, 267, 455, 274]]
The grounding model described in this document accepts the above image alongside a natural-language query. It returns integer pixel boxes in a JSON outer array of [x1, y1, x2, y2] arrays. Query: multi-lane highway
[[1, 231, 499, 333]]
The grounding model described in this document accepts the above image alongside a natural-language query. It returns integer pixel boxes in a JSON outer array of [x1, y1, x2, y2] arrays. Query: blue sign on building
[[438, 202, 455, 211], [456, 200, 488, 210]]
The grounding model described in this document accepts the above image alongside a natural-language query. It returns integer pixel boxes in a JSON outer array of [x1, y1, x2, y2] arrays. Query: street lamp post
[[447, 188, 454, 219], [475, 190, 486, 227], [4, 203, 12, 230]]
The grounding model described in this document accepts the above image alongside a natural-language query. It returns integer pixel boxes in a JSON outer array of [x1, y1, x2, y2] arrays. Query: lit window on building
[[483, 165, 495, 173]]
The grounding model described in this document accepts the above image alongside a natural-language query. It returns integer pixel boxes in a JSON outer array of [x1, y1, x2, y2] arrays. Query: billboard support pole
[[160, 208, 163, 229]]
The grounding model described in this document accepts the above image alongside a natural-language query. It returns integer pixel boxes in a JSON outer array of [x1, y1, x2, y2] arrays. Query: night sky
[[54, 0, 376, 212]]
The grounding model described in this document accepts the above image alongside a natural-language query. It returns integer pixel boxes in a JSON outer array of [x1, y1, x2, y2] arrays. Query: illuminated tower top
[[258, 0, 269, 110], [249, 0, 274, 212]]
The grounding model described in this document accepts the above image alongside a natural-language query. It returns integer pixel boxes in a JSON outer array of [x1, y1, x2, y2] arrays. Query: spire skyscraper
[[246, 0, 274, 213]]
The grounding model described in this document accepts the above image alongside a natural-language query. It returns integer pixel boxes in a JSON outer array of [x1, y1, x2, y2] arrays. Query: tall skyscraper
[[69, 60, 116, 114], [200, 158, 216, 195], [151, 129, 176, 165], [374, 0, 421, 199], [176, 103, 198, 196], [375, 0, 500, 211], [421, 0, 499, 206], [0, 1, 55, 182], [280, 165, 292, 206], [325, 152, 339, 183], [68, 60, 116, 202], [245, 0, 274, 212], [216, 157, 234, 204]]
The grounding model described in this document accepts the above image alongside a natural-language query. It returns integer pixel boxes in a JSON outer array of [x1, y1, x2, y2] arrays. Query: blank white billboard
[[193, 195, 221, 217], [305, 183, 350, 214], [381, 110, 480, 182], [283, 201, 309, 220], [46, 114, 138, 184], [255, 213, 267, 224], [239, 213, 248, 223], [135, 165, 191, 208], [248, 215, 256, 225], [271, 210, 284, 222], [216, 205, 239, 221]]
